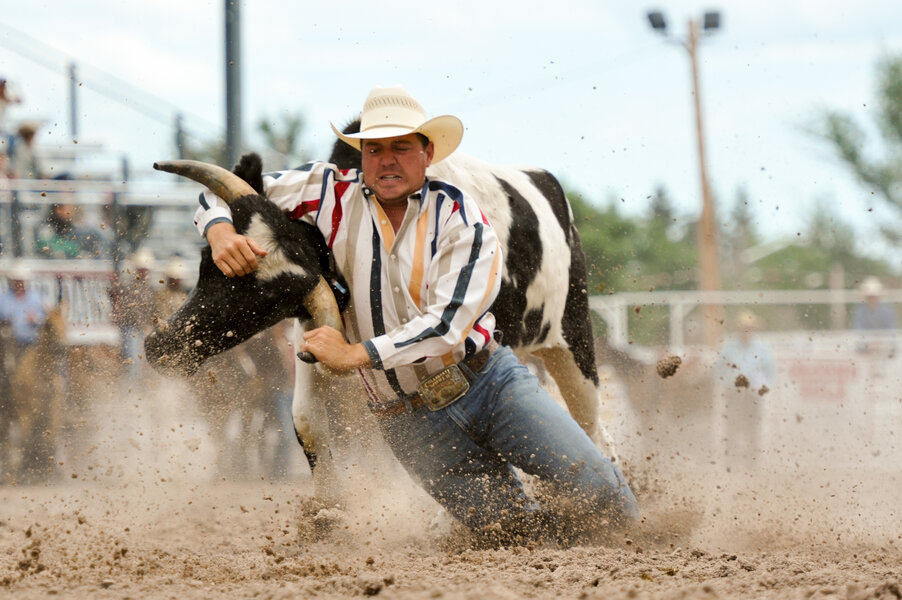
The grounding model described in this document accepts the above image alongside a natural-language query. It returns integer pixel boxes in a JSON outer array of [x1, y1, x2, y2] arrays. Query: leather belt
[[370, 339, 499, 419]]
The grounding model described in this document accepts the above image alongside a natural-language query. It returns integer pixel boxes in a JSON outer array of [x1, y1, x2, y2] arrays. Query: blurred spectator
[[0, 265, 48, 459], [716, 310, 776, 467], [0, 148, 9, 256], [33, 188, 111, 259], [0, 265, 47, 359], [852, 277, 898, 331], [153, 257, 189, 318], [8, 120, 42, 180], [110, 248, 156, 380], [0, 146, 10, 179], [34, 202, 82, 258], [1, 265, 46, 457], [852, 277, 898, 356], [0, 78, 23, 137], [260, 320, 301, 480]]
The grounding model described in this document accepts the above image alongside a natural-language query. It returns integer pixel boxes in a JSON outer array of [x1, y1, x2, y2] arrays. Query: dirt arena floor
[[2, 371, 901, 599]]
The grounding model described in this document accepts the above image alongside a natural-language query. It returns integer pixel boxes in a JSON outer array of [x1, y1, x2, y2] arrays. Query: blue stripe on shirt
[[368, 227, 406, 396], [394, 222, 484, 348], [265, 162, 316, 180], [431, 193, 445, 258], [429, 180, 467, 226]]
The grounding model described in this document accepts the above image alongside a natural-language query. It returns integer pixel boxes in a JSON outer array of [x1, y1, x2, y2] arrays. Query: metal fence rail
[[590, 288, 902, 350]]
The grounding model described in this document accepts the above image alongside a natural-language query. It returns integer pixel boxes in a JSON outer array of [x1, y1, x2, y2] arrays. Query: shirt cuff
[[195, 203, 233, 236], [201, 216, 233, 238], [362, 339, 383, 370]]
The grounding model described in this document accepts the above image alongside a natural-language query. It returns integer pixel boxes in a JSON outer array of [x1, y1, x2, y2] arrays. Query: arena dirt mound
[[3, 365, 902, 598]]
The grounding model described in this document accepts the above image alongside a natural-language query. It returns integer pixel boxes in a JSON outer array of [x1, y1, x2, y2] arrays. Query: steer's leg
[[532, 346, 620, 464], [291, 320, 339, 504]]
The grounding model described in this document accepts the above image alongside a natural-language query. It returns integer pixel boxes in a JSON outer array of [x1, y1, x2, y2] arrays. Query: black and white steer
[[145, 155, 348, 474], [146, 151, 619, 499]]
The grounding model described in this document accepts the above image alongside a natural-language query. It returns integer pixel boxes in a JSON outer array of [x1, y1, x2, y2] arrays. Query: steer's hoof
[[313, 507, 347, 539], [296, 499, 348, 543]]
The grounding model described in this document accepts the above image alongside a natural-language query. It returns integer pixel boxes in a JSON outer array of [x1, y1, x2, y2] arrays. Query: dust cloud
[[1, 355, 901, 600]]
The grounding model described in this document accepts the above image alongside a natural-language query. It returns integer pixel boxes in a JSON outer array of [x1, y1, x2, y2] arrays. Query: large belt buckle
[[417, 364, 470, 411]]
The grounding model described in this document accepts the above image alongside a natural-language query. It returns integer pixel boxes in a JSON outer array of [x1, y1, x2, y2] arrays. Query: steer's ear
[[232, 153, 264, 195]]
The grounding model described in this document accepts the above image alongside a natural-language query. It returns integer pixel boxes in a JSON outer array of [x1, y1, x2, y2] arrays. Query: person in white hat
[[851, 276, 898, 357], [715, 310, 776, 466], [0, 264, 47, 357], [195, 85, 637, 544], [111, 248, 157, 379], [852, 277, 898, 331], [153, 257, 190, 318], [9, 120, 43, 180]]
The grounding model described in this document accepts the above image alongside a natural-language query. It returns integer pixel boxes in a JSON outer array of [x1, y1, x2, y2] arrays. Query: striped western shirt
[[194, 161, 503, 405]]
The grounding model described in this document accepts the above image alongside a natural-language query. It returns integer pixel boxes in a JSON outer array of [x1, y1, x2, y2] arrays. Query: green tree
[[258, 111, 309, 169], [720, 186, 757, 285], [819, 53, 902, 244], [569, 185, 698, 345], [569, 190, 641, 295], [570, 185, 698, 295], [173, 111, 309, 169]]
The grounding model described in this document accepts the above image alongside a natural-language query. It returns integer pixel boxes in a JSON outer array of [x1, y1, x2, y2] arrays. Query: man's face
[[361, 133, 434, 206]]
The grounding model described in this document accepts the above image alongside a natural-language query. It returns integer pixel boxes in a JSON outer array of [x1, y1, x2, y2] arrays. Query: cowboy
[[195, 85, 638, 544]]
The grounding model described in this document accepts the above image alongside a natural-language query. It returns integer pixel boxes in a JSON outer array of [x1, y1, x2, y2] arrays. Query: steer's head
[[144, 155, 347, 376]]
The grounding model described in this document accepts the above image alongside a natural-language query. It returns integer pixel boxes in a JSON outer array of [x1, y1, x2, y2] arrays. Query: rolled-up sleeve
[[192, 162, 333, 236], [194, 192, 234, 237]]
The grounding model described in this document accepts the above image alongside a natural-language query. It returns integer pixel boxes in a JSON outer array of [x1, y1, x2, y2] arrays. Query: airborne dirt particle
[[656, 355, 682, 379]]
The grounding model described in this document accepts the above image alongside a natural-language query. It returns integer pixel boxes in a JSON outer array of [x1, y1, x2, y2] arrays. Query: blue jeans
[[376, 346, 639, 544]]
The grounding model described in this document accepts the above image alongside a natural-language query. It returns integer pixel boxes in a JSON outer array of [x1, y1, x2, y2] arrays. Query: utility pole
[[648, 10, 724, 346], [225, 0, 242, 168], [68, 62, 78, 139], [687, 17, 724, 344]]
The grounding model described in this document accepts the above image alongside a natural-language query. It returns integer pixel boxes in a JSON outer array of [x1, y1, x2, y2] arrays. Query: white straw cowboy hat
[[859, 276, 884, 297], [128, 247, 156, 271], [164, 258, 189, 280], [7, 264, 32, 281], [331, 85, 463, 164], [736, 310, 761, 331]]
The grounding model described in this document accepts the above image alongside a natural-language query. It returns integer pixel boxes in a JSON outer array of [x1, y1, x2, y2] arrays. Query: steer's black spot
[[525, 169, 571, 246], [491, 176, 544, 347]]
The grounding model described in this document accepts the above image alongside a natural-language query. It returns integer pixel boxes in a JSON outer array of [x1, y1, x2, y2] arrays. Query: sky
[[2, 0, 901, 261]]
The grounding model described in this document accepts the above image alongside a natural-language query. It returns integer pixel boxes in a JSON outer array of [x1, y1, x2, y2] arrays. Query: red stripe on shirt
[[328, 181, 350, 248], [290, 200, 320, 220], [473, 323, 491, 345]]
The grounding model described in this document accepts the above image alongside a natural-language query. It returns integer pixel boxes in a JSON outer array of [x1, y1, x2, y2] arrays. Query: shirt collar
[[361, 181, 427, 205]]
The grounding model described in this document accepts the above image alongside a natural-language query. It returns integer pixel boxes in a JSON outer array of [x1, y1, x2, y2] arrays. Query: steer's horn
[[153, 159, 256, 203], [297, 276, 345, 364]]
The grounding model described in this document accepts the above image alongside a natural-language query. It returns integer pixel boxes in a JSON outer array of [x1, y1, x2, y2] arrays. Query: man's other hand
[[300, 325, 371, 372]]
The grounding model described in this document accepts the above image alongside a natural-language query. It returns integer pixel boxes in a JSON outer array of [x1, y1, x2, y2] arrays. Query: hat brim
[[331, 115, 463, 164]]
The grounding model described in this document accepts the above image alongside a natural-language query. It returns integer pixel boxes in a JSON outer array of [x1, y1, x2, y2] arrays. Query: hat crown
[[359, 86, 427, 132], [331, 85, 464, 163], [860, 276, 884, 296], [8, 265, 31, 281]]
